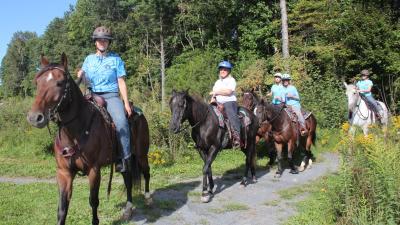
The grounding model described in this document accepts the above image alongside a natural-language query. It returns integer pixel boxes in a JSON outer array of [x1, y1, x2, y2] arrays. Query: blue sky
[[0, 0, 77, 63]]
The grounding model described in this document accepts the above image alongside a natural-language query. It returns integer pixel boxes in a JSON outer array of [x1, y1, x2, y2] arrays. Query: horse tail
[[107, 164, 113, 199], [131, 151, 142, 192], [311, 115, 317, 146]]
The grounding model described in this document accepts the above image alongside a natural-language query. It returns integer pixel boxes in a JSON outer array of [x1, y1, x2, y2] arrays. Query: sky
[[0, 0, 77, 63]]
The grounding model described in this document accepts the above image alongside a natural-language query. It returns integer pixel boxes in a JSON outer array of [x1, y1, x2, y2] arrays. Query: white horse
[[344, 82, 389, 136]]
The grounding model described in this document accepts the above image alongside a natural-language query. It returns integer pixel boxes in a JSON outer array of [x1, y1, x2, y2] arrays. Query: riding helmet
[[92, 26, 113, 40], [281, 73, 291, 80], [274, 72, 282, 78], [218, 61, 233, 70]]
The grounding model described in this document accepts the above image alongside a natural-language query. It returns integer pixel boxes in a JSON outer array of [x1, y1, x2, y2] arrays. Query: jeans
[[99, 92, 131, 160], [290, 106, 306, 127], [223, 101, 241, 134], [363, 95, 382, 115]]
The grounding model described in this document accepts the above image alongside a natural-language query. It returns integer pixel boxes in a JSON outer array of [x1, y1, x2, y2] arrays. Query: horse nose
[[169, 121, 179, 133], [27, 111, 46, 127]]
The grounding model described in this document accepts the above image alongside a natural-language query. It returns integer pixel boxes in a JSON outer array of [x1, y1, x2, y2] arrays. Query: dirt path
[[0, 152, 339, 225], [130, 152, 339, 225]]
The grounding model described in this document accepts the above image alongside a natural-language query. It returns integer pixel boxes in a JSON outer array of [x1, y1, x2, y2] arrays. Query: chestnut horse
[[242, 89, 276, 167], [169, 90, 258, 203], [27, 53, 151, 225], [255, 99, 317, 178]]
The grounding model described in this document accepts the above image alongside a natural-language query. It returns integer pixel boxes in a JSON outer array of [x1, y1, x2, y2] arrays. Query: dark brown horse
[[26, 53, 151, 225], [255, 99, 317, 178], [169, 90, 258, 203], [242, 89, 276, 167]]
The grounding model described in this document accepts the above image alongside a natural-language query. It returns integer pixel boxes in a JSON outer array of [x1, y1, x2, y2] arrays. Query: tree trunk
[[280, 0, 289, 59], [160, 16, 166, 111]]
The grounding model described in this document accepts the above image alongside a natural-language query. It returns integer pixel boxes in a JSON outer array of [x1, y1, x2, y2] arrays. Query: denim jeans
[[363, 95, 382, 114], [99, 92, 131, 160], [223, 101, 241, 134]]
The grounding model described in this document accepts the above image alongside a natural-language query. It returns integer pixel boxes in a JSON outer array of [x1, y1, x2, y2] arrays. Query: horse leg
[[207, 165, 214, 195], [56, 169, 75, 225], [88, 168, 101, 225], [274, 143, 284, 178], [139, 157, 152, 205], [201, 146, 218, 203], [363, 125, 369, 137], [288, 141, 299, 174], [121, 170, 134, 220], [267, 144, 276, 169], [250, 142, 257, 183], [240, 149, 251, 187], [299, 135, 313, 172]]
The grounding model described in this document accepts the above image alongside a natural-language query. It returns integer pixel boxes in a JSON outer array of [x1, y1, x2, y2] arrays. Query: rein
[[353, 95, 370, 121]]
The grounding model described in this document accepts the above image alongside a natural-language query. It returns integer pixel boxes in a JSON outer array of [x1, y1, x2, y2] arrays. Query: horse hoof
[[144, 193, 153, 206], [121, 202, 133, 220], [274, 173, 282, 178], [307, 159, 313, 169], [290, 169, 299, 174], [252, 177, 258, 183], [298, 161, 305, 172], [201, 195, 211, 203]]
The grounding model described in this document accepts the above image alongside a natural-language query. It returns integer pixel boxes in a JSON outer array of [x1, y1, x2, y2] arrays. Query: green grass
[[284, 176, 338, 225], [213, 203, 249, 213]]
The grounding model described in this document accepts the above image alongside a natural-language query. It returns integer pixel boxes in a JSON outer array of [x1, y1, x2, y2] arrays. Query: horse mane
[[186, 93, 210, 118]]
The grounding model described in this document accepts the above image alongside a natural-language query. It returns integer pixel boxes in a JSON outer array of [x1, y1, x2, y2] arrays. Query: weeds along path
[[131, 152, 339, 225]]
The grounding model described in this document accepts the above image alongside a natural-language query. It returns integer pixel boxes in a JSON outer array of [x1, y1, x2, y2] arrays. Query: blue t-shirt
[[283, 85, 301, 109], [271, 84, 285, 105], [82, 52, 126, 93], [356, 79, 373, 97]]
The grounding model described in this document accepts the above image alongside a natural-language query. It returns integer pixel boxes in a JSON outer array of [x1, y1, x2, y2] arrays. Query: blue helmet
[[218, 61, 233, 70]]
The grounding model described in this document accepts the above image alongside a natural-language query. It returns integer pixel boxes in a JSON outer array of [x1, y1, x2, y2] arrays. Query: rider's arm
[[213, 87, 233, 96], [118, 77, 132, 117]]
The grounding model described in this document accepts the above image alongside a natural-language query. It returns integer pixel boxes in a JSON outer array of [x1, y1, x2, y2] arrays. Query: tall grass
[[334, 121, 400, 224]]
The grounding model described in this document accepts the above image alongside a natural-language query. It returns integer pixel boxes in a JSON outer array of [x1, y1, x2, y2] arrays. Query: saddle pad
[[212, 105, 225, 127], [133, 106, 144, 116]]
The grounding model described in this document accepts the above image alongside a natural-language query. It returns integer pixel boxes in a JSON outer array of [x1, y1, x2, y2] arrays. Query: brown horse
[[242, 89, 276, 167], [26, 53, 151, 225], [255, 99, 317, 178]]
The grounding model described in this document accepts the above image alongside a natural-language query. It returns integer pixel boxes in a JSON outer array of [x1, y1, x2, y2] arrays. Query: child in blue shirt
[[281, 73, 307, 136], [268, 73, 285, 105]]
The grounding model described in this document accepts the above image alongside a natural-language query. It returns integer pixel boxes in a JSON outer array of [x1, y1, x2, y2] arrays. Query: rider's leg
[[223, 101, 242, 147], [364, 95, 383, 119], [292, 106, 307, 136], [103, 93, 131, 173]]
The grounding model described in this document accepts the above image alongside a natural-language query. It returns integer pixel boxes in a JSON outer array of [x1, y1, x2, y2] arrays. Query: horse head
[[343, 82, 359, 112], [242, 88, 258, 111], [27, 53, 70, 128], [169, 90, 190, 133], [254, 99, 269, 125]]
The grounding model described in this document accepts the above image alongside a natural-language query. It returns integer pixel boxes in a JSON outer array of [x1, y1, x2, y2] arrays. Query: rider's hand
[[124, 102, 132, 117]]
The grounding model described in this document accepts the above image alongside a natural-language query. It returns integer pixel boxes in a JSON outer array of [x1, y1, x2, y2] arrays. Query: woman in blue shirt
[[356, 69, 383, 119], [77, 26, 132, 173], [281, 74, 307, 136]]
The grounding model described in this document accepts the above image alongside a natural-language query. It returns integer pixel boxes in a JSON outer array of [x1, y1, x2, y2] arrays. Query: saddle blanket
[[211, 105, 251, 128]]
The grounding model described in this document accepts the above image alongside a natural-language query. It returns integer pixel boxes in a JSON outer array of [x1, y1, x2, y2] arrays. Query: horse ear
[[61, 53, 68, 69], [40, 54, 49, 68], [251, 87, 255, 93], [343, 81, 348, 89], [172, 89, 176, 95], [185, 88, 190, 94]]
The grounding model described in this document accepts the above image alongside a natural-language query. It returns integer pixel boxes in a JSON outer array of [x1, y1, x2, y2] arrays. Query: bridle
[[35, 66, 75, 126], [172, 95, 210, 133]]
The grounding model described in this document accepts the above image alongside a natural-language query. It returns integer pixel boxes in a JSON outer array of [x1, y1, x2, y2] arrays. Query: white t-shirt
[[212, 75, 237, 103]]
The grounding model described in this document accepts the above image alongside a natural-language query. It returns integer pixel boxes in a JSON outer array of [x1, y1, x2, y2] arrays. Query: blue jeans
[[223, 101, 241, 134], [363, 95, 382, 115], [99, 92, 131, 160]]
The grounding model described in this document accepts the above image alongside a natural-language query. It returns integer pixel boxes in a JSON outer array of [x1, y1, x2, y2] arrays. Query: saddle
[[211, 102, 252, 148], [284, 107, 312, 134]]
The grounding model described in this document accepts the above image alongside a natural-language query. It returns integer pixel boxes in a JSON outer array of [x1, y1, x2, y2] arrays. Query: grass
[[264, 199, 280, 206], [284, 176, 338, 225], [213, 203, 250, 213]]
